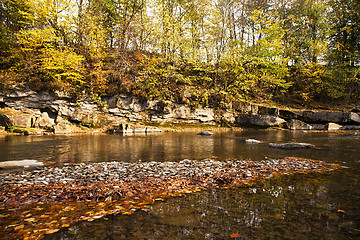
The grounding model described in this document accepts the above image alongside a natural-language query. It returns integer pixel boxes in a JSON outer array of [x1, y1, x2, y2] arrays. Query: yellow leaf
[[14, 224, 25, 230], [45, 229, 60, 234], [62, 224, 70, 228], [25, 218, 36, 223]]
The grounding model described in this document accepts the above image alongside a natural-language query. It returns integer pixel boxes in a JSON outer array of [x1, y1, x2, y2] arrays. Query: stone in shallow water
[[245, 139, 262, 144], [269, 143, 315, 149], [0, 160, 44, 169], [196, 131, 213, 136]]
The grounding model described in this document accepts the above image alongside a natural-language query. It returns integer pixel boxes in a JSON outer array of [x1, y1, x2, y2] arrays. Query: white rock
[[245, 139, 262, 144], [327, 122, 342, 131], [0, 160, 44, 169]]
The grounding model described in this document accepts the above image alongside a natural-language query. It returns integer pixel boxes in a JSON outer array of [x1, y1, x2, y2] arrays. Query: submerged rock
[[269, 143, 315, 149]]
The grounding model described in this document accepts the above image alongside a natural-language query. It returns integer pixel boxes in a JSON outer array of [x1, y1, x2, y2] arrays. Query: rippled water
[[1, 130, 360, 239]]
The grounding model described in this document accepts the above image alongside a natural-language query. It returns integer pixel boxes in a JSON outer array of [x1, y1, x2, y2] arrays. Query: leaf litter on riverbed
[[0, 157, 343, 240]]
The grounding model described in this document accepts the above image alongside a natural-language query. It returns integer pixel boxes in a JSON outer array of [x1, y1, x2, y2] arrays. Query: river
[[1, 130, 359, 239]]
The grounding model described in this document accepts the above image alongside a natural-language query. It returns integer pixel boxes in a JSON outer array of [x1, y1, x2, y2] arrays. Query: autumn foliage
[[1, 0, 359, 108]]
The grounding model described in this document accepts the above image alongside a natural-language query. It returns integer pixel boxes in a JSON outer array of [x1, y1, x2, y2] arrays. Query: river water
[[1, 130, 360, 239]]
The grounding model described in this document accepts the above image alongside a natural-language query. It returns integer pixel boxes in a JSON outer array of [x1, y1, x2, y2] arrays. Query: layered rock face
[[0, 88, 359, 133]]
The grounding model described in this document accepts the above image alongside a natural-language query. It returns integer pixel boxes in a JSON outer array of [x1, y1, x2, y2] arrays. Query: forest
[[0, 0, 359, 109]]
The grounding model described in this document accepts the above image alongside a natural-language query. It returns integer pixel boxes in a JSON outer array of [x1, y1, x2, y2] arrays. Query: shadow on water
[[1, 130, 360, 239]]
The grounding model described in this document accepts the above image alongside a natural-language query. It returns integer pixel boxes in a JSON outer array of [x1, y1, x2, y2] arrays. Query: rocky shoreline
[[0, 158, 342, 239], [1, 88, 360, 135]]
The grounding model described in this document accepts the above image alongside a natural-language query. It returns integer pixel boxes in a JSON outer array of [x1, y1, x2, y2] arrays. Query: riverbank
[[0, 158, 342, 240], [1, 88, 360, 136]]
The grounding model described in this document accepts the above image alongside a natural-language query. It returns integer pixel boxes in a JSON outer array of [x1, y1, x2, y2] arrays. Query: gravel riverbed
[[0, 158, 340, 205]]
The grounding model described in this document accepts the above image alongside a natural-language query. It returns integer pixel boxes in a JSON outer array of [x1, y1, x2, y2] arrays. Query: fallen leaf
[[230, 233, 240, 238], [45, 229, 60, 234], [337, 209, 346, 213], [62, 224, 70, 228], [14, 225, 25, 230], [25, 218, 36, 223]]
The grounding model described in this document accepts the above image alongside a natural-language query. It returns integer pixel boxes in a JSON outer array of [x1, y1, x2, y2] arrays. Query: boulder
[[0, 108, 33, 128], [53, 121, 86, 134], [192, 108, 214, 123], [53, 122, 73, 134], [33, 112, 54, 128], [0, 114, 12, 127], [236, 114, 286, 127], [340, 125, 360, 130], [269, 143, 315, 149], [286, 119, 312, 130], [279, 110, 303, 120], [302, 111, 346, 124], [12, 113, 33, 128], [348, 112, 360, 124], [245, 139, 262, 144], [327, 122, 342, 131], [310, 124, 327, 130], [197, 131, 213, 135]]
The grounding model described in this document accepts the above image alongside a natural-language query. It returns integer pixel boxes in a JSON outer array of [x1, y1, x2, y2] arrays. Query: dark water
[[1, 130, 360, 239]]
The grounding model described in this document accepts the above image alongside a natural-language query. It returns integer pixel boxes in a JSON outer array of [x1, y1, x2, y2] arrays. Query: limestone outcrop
[[0, 88, 359, 133]]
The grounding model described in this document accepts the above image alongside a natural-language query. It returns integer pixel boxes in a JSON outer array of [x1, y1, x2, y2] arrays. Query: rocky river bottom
[[0, 158, 342, 240]]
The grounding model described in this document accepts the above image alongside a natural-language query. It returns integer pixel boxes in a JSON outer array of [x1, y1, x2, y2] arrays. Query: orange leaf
[[230, 233, 240, 238]]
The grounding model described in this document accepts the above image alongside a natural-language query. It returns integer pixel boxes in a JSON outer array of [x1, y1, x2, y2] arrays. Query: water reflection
[[1, 130, 359, 166]]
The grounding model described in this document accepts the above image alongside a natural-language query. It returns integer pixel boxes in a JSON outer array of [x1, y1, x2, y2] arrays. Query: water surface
[[1, 130, 359, 239]]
